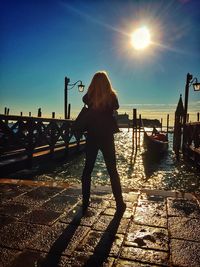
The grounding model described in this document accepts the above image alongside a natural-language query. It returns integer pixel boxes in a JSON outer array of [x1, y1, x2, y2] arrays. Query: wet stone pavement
[[0, 182, 200, 267]]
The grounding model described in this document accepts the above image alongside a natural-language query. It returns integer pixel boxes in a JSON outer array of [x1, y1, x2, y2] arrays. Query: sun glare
[[131, 26, 151, 50]]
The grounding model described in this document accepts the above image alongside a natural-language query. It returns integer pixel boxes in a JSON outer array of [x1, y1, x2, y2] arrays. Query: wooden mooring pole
[[138, 114, 142, 148], [132, 109, 137, 151], [166, 114, 169, 137]]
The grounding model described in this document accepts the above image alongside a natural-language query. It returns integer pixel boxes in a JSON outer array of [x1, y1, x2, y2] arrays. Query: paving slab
[[102, 257, 115, 267], [91, 185, 112, 196], [28, 222, 90, 257], [170, 239, 200, 267], [0, 215, 16, 229], [20, 208, 62, 225], [103, 207, 133, 218], [109, 199, 134, 209], [0, 222, 46, 250], [60, 186, 82, 196], [62, 225, 90, 256], [168, 217, 200, 241], [89, 196, 110, 209], [9, 249, 46, 267], [27, 222, 71, 252], [14, 186, 62, 206], [14, 251, 69, 267], [0, 202, 31, 219], [167, 197, 200, 218], [123, 192, 139, 202], [74, 243, 116, 266], [60, 205, 101, 226], [125, 222, 169, 251], [0, 184, 32, 195], [0, 247, 21, 267], [63, 251, 95, 267], [0, 189, 26, 205], [76, 230, 105, 253], [134, 200, 167, 228], [35, 244, 92, 267], [115, 258, 160, 266], [109, 233, 124, 257], [92, 214, 130, 234], [42, 194, 80, 212], [120, 246, 169, 266]]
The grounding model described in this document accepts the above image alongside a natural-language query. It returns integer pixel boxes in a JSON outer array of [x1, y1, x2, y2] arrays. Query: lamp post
[[183, 73, 200, 125], [64, 77, 85, 119], [182, 73, 200, 152]]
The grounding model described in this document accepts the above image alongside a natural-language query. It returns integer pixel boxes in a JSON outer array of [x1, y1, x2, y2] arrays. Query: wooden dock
[[182, 122, 200, 167], [0, 114, 86, 175]]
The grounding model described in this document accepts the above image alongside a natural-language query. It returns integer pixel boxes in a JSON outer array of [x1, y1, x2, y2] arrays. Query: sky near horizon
[[0, 0, 200, 125]]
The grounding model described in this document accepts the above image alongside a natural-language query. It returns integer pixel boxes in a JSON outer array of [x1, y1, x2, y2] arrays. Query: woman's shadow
[[37, 205, 84, 267], [83, 209, 125, 267], [38, 206, 125, 267]]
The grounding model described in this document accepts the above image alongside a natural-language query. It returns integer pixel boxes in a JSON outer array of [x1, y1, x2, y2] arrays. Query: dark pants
[[82, 133, 123, 206]]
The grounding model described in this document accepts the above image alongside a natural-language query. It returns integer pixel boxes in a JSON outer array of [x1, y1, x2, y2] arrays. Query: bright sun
[[131, 26, 151, 50]]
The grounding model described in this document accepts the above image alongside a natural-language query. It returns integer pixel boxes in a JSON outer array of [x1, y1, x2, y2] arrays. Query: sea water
[[34, 128, 200, 193]]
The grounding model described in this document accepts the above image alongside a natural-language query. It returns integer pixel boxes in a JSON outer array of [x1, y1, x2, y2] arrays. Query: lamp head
[[78, 81, 85, 92], [193, 82, 200, 91]]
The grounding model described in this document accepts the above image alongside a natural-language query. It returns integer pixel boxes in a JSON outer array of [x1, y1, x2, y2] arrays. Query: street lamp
[[183, 73, 200, 125], [193, 79, 200, 91], [64, 77, 85, 119], [182, 73, 200, 153]]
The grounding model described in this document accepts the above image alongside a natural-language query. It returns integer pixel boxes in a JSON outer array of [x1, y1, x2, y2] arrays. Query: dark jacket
[[83, 93, 120, 137]]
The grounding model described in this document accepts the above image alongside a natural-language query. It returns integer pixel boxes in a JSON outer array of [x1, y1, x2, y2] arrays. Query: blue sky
[[0, 0, 200, 125]]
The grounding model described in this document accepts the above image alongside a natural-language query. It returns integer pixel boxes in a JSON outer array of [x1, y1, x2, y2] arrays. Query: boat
[[143, 131, 168, 155]]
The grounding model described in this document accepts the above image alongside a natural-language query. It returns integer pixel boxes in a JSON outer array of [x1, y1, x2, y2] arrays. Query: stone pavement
[[0, 179, 200, 267]]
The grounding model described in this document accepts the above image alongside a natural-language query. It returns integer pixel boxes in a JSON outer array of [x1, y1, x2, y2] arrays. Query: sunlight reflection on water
[[36, 128, 200, 193]]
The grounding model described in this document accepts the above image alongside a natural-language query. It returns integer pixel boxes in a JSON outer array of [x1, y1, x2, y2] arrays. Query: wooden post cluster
[[38, 108, 42, 117], [4, 107, 9, 115]]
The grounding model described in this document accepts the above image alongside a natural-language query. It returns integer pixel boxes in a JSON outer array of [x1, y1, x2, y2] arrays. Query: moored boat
[[143, 131, 168, 155]]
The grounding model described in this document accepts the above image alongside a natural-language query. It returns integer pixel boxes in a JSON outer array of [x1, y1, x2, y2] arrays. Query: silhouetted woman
[[81, 71, 126, 213]]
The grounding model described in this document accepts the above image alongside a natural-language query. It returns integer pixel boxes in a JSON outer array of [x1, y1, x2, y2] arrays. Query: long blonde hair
[[87, 71, 117, 110]]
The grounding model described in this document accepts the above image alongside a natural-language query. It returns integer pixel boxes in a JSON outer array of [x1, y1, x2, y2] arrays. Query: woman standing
[[81, 71, 126, 213]]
